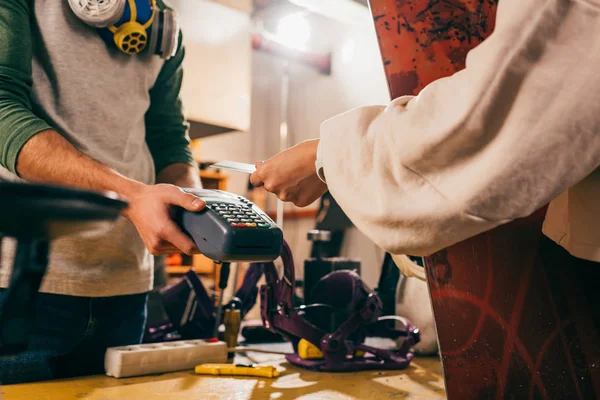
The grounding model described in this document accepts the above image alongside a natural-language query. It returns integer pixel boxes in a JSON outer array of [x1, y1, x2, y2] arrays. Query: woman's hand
[[250, 139, 328, 207]]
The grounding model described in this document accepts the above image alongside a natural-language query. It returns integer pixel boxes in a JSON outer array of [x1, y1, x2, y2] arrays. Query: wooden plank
[[164, 265, 194, 275]]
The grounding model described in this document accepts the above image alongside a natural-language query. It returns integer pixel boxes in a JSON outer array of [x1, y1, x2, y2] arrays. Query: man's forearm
[[157, 162, 202, 188], [17, 129, 144, 198]]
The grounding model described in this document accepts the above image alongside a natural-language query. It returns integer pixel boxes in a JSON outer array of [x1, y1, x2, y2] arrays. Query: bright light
[[341, 39, 355, 64], [276, 14, 310, 50]]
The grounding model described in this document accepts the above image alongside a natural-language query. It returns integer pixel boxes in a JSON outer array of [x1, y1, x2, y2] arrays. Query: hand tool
[[195, 363, 280, 378]]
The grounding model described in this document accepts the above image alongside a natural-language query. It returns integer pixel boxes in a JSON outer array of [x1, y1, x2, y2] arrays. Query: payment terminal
[[176, 189, 283, 262]]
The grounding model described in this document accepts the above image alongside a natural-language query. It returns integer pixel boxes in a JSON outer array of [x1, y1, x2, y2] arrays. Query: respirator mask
[[68, 0, 179, 60]]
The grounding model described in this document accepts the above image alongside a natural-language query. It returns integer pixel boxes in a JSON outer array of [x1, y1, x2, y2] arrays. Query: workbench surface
[[1, 347, 445, 399]]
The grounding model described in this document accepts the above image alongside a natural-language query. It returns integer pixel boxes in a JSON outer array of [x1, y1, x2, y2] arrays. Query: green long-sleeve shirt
[[0, 0, 195, 297], [0, 0, 194, 177]]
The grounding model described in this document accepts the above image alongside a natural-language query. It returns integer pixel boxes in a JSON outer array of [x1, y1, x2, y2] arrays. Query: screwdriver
[[213, 261, 231, 338]]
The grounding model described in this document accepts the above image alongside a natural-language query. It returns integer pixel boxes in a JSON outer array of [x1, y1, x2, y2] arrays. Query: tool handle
[[214, 262, 231, 338], [219, 262, 231, 290], [195, 363, 280, 378], [223, 309, 242, 355]]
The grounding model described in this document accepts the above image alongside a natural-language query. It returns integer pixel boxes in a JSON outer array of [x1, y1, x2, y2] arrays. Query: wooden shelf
[[199, 170, 229, 191], [165, 265, 194, 275], [199, 170, 229, 180]]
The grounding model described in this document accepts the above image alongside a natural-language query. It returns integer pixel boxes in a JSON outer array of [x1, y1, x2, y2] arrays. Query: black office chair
[[0, 181, 127, 355]]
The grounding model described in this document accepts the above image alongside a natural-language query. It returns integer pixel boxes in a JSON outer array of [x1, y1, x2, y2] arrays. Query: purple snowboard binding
[[146, 240, 420, 373], [259, 241, 420, 372]]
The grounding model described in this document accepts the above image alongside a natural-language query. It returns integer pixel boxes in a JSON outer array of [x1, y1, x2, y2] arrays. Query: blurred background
[[163, 0, 391, 290]]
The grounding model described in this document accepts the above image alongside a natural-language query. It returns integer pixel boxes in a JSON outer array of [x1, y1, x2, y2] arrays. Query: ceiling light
[[275, 13, 311, 51]]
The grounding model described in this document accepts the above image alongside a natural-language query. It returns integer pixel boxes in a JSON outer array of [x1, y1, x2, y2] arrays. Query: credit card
[[210, 161, 256, 174]]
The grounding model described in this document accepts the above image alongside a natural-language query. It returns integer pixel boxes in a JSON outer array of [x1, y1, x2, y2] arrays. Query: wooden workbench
[[1, 349, 446, 399]]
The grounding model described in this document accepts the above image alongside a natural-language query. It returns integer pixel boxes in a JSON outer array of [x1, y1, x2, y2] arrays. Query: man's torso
[[0, 0, 166, 296]]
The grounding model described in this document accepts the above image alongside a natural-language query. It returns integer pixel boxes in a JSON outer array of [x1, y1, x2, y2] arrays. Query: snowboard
[[367, 0, 600, 398]]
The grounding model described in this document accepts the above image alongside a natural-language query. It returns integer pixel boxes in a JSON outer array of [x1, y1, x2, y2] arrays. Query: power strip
[[105, 339, 228, 378]]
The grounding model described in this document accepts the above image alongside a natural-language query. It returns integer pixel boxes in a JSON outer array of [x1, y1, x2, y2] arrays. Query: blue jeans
[[0, 290, 148, 384]]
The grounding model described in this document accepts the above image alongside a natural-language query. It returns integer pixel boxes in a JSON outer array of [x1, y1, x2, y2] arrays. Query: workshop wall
[[199, 9, 390, 286]]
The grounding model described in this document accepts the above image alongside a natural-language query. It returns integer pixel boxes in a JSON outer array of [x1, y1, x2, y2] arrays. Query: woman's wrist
[[314, 139, 326, 183], [300, 139, 320, 174]]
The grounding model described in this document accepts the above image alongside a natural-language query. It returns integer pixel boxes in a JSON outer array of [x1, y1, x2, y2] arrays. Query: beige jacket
[[316, 0, 600, 265]]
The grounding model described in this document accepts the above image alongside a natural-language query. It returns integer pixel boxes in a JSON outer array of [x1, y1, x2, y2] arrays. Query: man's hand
[[153, 162, 204, 254], [17, 130, 206, 256], [250, 139, 327, 207], [122, 184, 205, 256]]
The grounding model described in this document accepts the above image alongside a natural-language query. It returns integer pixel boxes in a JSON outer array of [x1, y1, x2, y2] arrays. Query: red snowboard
[[367, 1, 600, 398]]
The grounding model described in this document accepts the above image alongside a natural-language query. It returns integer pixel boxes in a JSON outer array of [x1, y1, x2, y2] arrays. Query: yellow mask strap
[[142, 0, 157, 30], [107, 0, 156, 33]]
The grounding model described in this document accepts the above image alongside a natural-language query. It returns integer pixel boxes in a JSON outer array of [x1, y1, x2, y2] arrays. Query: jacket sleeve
[[318, 0, 600, 256], [0, 0, 53, 175], [145, 29, 196, 176]]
